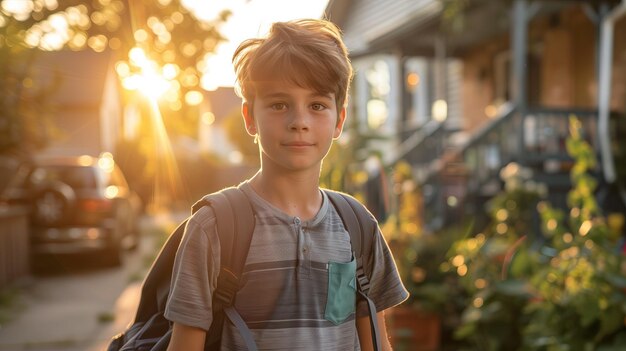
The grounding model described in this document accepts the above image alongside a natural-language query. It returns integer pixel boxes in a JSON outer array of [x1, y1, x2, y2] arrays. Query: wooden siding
[[42, 110, 102, 157], [566, 7, 597, 108], [338, 0, 441, 54], [541, 28, 575, 107], [31, 50, 123, 157], [461, 38, 507, 133]]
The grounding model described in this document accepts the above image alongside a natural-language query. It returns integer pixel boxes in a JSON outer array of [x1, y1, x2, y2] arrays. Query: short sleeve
[[357, 225, 409, 316], [164, 207, 221, 330]]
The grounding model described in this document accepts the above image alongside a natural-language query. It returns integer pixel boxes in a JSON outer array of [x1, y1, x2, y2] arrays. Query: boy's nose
[[288, 108, 310, 131]]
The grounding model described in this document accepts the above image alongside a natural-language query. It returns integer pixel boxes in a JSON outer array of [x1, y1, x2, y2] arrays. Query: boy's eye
[[311, 103, 326, 111], [270, 103, 287, 111]]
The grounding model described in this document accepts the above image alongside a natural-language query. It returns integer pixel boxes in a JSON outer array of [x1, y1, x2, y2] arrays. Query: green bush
[[447, 116, 626, 350], [522, 117, 626, 350], [447, 162, 542, 351]]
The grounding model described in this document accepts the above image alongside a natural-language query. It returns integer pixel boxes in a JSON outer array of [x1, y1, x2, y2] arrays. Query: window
[[404, 58, 429, 127], [31, 166, 97, 190], [365, 59, 391, 129]]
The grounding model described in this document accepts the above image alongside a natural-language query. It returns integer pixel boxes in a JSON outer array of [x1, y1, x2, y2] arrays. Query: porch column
[[511, 0, 528, 166], [433, 36, 448, 123], [395, 47, 407, 136], [355, 62, 369, 134], [597, 0, 626, 183], [510, 0, 529, 111], [511, 0, 539, 163], [387, 51, 403, 165]]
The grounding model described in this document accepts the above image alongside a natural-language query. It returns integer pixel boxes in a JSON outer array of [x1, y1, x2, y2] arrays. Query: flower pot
[[387, 305, 441, 351]]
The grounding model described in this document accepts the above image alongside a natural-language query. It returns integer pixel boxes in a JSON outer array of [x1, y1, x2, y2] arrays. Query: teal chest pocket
[[324, 258, 357, 325]]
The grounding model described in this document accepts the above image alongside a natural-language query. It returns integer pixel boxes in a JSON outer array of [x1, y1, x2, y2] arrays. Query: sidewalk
[[0, 257, 145, 351], [90, 210, 187, 351], [88, 282, 142, 351], [0, 210, 187, 351]]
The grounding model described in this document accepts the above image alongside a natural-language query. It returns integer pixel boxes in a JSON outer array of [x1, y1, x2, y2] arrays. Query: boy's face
[[242, 82, 346, 174]]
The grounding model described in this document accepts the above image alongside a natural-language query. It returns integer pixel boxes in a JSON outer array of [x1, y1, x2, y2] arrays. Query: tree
[[222, 105, 259, 166], [0, 0, 229, 154]]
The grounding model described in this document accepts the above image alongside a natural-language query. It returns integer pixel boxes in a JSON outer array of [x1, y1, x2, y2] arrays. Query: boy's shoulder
[[322, 188, 378, 224], [189, 205, 217, 229], [187, 187, 246, 234]]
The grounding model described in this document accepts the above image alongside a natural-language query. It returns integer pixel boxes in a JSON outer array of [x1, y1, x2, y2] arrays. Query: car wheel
[[127, 231, 140, 251], [102, 216, 125, 267], [32, 182, 76, 226], [127, 217, 141, 251]]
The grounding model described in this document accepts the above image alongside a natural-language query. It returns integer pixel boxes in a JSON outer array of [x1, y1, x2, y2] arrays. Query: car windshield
[[30, 166, 97, 189]]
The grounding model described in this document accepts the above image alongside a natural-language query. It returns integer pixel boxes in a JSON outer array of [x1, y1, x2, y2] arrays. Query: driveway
[[0, 211, 186, 351]]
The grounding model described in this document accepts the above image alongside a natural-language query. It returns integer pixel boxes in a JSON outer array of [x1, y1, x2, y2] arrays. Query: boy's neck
[[249, 170, 322, 221]]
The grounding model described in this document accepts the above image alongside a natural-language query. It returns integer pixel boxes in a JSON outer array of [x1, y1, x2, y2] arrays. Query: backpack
[[107, 186, 382, 351]]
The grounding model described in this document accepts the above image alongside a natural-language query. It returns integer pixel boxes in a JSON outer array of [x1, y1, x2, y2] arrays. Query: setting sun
[[184, 0, 330, 89], [116, 1, 329, 96]]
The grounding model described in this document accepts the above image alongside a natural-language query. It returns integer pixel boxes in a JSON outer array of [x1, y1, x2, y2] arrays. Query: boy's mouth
[[282, 141, 314, 147]]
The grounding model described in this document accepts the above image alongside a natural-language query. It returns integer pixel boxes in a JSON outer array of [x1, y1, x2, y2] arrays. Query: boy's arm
[[167, 322, 206, 351], [165, 211, 219, 351], [356, 310, 393, 351]]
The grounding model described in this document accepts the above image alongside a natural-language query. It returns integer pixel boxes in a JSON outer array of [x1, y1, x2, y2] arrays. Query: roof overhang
[[334, 0, 612, 59]]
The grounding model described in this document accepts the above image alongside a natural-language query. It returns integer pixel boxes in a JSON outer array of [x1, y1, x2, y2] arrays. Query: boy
[[165, 19, 408, 350]]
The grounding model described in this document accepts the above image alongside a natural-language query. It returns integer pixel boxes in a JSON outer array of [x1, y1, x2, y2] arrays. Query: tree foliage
[[0, 0, 229, 154]]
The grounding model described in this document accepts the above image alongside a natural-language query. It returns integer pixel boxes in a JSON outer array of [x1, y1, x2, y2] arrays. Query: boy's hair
[[232, 19, 353, 112]]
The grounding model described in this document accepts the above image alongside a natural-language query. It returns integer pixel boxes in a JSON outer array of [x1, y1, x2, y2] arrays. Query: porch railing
[[392, 120, 447, 182], [461, 106, 599, 195], [521, 108, 598, 164], [388, 105, 603, 230], [462, 104, 520, 195]]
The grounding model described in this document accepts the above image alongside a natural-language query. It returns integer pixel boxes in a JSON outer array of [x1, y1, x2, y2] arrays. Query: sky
[[182, 0, 331, 89]]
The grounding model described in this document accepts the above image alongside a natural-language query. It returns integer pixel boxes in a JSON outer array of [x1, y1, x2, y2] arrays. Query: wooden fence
[[0, 206, 30, 289]]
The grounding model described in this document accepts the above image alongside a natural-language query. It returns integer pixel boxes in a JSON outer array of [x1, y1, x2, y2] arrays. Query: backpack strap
[[154, 220, 189, 313], [192, 187, 258, 351], [135, 218, 189, 320], [324, 190, 381, 351]]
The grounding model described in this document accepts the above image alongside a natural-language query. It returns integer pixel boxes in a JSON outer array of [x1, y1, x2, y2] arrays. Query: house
[[197, 87, 243, 162], [327, 0, 626, 230], [32, 49, 123, 158]]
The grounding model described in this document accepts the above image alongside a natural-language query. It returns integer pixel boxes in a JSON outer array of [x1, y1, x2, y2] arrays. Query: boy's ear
[[333, 107, 347, 139], [242, 102, 256, 136]]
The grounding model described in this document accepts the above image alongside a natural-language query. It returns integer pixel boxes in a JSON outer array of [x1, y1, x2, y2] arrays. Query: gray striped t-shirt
[[164, 182, 408, 350]]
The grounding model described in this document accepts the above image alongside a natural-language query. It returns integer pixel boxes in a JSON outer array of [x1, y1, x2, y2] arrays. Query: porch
[[400, 104, 625, 231]]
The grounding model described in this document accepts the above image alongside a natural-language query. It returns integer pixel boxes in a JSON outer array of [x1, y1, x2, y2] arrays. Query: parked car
[[1, 154, 142, 266]]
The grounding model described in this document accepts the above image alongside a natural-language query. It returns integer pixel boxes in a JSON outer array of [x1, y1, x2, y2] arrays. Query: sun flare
[[146, 99, 186, 209]]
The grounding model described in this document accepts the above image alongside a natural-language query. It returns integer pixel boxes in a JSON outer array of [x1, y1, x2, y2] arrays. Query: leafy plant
[[522, 117, 626, 350], [447, 162, 544, 351], [447, 116, 626, 350], [381, 161, 467, 350]]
